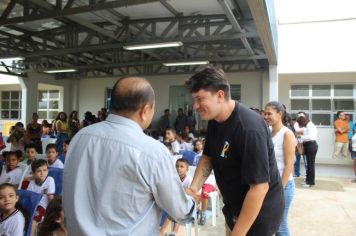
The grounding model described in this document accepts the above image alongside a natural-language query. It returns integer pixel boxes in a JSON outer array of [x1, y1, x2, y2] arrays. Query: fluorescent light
[[123, 41, 183, 50], [0, 57, 25, 61], [163, 61, 210, 66], [43, 69, 77, 73]]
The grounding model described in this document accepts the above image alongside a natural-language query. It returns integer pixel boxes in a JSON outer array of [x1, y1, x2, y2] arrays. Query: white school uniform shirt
[[179, 142, 194, 151], [171, 140, 180, 154], [19, 160, 34, 176], [0, 210, 25, 236], [0, 167, 23, 186], [48, 158, 64, 169], [27, 176, 55, 209], [20, 165, 32, 179], [180, 174, 192, 189]]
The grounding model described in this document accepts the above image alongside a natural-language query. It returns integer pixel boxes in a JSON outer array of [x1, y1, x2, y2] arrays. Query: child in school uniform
[[0, 183, 26, 236], [58, 139, 70, 164], [46, 144, 63, 169], [0, 151, 24, 187], [25, 159, 55, 235], [192, 139, 204, 166], [19, 143, 39, 187], [21, 143, 38, 167], [20, 143, 38, 176], [160, 158, 192, 236], [176, 132, 193, 152], [164, 128, 180, 155], [37, 196, 67, 236]]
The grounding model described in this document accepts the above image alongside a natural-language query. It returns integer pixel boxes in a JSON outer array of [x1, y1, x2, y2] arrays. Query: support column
[[70, 79, 80, 111], [18, 74, 38, 125], [261, 71, 269, 107], [268, 65, 278, 101]]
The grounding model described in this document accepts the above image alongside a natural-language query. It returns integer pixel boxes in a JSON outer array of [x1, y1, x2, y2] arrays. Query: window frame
[[0, 90, 22, 119], [290, 84, 355, 126], [37, 90, 60, 120]]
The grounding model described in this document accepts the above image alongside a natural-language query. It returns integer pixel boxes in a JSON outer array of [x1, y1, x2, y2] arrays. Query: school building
[[0, 0, 355, 167]]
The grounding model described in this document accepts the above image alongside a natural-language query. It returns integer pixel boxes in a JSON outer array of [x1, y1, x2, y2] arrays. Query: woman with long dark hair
[[68, 111, 80, 139], [265, 101, 296, 236], [296, 115, 318, 187]]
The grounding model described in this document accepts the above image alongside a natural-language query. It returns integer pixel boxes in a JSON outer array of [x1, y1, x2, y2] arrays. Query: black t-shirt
[[204, 102, 284, 234]]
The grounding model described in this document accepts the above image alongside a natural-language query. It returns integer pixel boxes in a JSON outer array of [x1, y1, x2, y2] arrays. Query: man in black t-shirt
[[185, 67, 284, 236]]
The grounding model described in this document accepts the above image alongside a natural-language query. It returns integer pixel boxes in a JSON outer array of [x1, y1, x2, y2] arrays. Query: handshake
[[185, 187, 201, 204]]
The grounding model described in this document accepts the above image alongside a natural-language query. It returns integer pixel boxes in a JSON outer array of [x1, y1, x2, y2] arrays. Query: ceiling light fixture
[[123, 41, 183, 50], [163, 61, 210, 66], [43, 69, 77, 73]]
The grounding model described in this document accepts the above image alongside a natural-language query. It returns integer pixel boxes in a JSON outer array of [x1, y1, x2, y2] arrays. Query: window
[[231, 85, 241, 101], [1, 91, 21, 119], [312, 85, 330, 97], [334, 85, 353, 97], [291, 85, 309, 96], [38, 90, 60, 120], [290, 84, 355, 126]]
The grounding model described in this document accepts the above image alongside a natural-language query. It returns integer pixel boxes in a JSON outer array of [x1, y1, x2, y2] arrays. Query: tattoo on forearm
[[202, 166, 212, 178]]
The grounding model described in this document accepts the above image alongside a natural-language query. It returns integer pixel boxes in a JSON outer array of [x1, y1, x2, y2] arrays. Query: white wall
[[278, 20, 356, 73], [279, 72, 356, 165], [276, 0, 356, 74], [78, 71, 266, 127]]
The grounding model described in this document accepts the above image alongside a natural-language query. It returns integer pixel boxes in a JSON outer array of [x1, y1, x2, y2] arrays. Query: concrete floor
[[174, 164, 356, 236]]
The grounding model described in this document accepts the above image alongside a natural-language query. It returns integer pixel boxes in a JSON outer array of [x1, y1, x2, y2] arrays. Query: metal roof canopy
[[0, 0, 278, 79]]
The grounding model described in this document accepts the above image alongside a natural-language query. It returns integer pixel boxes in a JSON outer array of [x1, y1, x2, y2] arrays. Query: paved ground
[[173, 164, 356, 236]]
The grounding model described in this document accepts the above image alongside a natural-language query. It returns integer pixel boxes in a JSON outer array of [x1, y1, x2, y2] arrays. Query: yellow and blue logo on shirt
[[220, 141, 230, 158]]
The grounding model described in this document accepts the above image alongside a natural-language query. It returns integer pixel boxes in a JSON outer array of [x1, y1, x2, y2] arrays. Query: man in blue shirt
[[64, 76, 195, 236]]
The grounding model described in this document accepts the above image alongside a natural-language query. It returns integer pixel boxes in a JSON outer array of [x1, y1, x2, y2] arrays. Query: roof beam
[[247, 0, 278, 65], [159, 0, 180, 17], [0, 0, 160, 27], [218, 0, 260, 67], [4, 31, 258, 58], [26, 0, 117, 40], [30, 54, 266, 71], [0, 0, 18, 21]]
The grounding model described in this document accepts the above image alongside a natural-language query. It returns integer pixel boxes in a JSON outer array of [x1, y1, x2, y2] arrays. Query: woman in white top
[[296, 115, 318, 187], [265, 101, 296, 236]]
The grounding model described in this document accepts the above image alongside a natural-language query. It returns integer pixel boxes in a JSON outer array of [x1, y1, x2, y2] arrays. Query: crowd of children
[[160, 126, 218, 235], [0, 137, 68, 235], [0, 115, 219, 236]]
